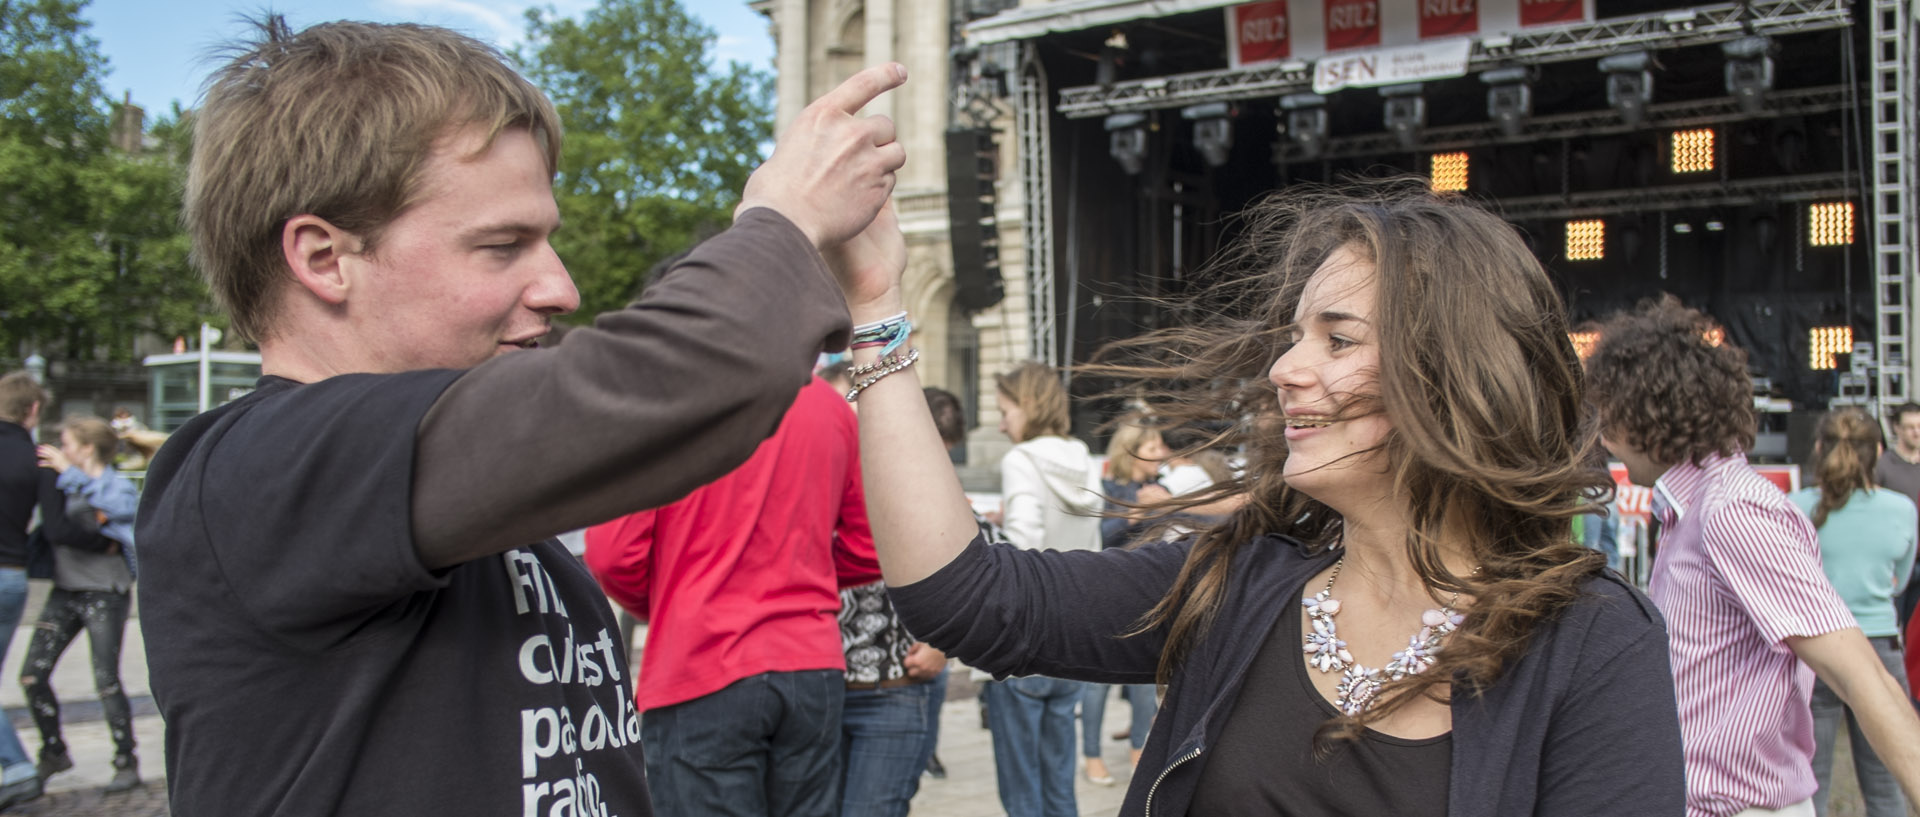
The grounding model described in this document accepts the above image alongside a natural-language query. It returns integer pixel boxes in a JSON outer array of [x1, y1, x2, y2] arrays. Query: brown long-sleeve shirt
[[412, 207, 852, 567], [136, 207, 853, 817]]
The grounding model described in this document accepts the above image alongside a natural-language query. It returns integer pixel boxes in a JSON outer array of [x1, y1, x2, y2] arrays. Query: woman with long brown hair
[[828, 181, 1683, 816], [1786, 408, 1917, 817]]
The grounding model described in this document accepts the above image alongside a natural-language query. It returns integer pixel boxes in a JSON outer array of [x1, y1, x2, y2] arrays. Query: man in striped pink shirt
[[1587, 297, 1920, 817]]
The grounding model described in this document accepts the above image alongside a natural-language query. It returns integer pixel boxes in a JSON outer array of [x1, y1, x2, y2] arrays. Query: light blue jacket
[[55, 465, 138, 576]]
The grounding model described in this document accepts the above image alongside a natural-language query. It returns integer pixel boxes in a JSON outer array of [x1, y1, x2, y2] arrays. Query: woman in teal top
[[1787, 407, 1917, 817]]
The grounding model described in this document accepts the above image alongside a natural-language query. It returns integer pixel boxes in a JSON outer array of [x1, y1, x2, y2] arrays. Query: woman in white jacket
[[988, 362, 1103, 815]]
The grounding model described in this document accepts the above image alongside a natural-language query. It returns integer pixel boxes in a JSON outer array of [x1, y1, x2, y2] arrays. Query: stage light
[[1723, 36, 1773, 114], [1809, 326, 1853, 370], [1705, 220, 1725, 232], [1599, 52, 1653, 128], [1671, 129, 1715, 173], [1430, 152, 1468, 192], [1809, 202, 1855, 246], [1673, 222, 1694, 234], [1381, 83, 1426, 150], [1661, 10, 1699, 32], [1481, 67, 1532, 139], [1105, 112, 1148, 176], [1568, 331, 1599, 361], [1279, 93, 1329, 160], [1181, 102, 1233, 168], [1566, 219, 1605, 261]]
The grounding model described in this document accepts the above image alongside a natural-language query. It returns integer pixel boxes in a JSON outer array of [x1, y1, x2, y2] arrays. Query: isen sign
[[1312, 38, 1472, 94]]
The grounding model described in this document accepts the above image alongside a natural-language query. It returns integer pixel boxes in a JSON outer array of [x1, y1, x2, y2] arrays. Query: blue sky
[[79, 0, 777, 113]]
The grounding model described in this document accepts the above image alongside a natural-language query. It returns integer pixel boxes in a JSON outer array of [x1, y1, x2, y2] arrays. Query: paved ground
[[908, 676, 1134, 817]]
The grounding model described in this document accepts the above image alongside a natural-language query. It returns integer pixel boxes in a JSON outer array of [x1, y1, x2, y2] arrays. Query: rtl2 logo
[[1420, 0, 1478, 39], [1324, 0, 1380, 51]]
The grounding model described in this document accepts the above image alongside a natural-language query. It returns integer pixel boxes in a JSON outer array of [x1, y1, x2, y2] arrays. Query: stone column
[[775, 0, 810, 134]]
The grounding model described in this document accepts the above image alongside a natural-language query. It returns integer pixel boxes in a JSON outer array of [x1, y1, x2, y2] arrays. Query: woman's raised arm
[[827, 206, 981, 585]]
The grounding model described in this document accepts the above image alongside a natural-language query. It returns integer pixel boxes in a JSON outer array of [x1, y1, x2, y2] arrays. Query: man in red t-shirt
[[586, 376, 879, 817]]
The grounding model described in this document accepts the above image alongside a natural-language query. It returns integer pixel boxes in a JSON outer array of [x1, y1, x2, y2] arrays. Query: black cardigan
[[889, 533, 1686, 817]]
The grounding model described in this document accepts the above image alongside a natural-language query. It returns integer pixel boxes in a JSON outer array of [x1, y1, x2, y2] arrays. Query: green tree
[[0, 0, 211, 362], [519, 0, 773, 319]]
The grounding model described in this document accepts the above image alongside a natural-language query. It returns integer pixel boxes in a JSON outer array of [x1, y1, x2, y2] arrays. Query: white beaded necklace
[[1301, 557, 1463, 716]]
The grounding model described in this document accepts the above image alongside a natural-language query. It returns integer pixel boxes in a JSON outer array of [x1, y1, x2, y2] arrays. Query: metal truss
[[1055, 0, 1852, 119], [1018, 44, 1060, 367], [1492, 172, 1854, 221], [1278, 85, 1852, 163], [1871, 0, 1913, 408]]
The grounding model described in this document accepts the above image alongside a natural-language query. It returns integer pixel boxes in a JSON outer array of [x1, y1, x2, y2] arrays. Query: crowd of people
[[0, 13, 1917, 817]]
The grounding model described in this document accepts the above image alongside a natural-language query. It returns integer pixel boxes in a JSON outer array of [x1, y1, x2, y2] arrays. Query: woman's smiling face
[[1267, 244, 1391, 503]]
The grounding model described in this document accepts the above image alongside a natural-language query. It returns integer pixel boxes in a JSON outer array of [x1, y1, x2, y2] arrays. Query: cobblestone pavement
[[3, 780, 167, 817]]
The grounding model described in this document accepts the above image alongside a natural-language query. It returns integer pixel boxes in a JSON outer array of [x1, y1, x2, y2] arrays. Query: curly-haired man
[[1586, 296, 1920, 817]]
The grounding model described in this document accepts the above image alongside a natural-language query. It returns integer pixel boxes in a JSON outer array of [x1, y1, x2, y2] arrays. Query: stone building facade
[[751, 0, 1031, 471]]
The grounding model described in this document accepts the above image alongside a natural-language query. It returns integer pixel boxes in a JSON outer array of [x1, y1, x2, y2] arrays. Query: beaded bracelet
[[850, 312, 912, 357], [845, 347, 920, 402]]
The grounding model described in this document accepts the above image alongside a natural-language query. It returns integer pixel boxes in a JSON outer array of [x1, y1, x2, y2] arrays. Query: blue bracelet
[[851, 312, 912, 357]]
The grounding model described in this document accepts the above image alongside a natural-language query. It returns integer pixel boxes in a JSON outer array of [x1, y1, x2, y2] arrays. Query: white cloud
[[377, 0, 526, 45]]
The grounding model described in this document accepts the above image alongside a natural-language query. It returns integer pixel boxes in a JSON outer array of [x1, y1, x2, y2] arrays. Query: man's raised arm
[[411, 64, 908, 569]]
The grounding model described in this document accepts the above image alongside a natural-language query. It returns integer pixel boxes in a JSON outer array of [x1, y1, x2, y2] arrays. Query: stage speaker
[[946, 128, 1004, 312], [1786, 409, 1823, 471]]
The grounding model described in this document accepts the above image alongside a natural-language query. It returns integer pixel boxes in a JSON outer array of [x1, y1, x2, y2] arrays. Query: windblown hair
[[1809, 408, 1884, 528], [1083, 179, 1610, 740], [188, 16, 563, 342], [1105, 414, 1165, 483], [1585, 295, 1755, 466], [995, 362, 1072, 442], [61, 416, 118, 467], [0, 372, 45, 426]]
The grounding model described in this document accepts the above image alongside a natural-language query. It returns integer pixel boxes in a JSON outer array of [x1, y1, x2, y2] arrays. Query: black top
[[0, 421, 45, 567], [889, 534, 1686, 817], [1187, 601, 1449, 817]]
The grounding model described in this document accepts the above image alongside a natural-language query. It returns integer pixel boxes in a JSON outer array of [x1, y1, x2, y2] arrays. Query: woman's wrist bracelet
[[850, 311, 912, 358], [845, 347, 919, 401]]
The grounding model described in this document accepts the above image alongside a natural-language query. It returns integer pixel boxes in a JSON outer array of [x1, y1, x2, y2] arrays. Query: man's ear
[[281, 215, 358, 306]]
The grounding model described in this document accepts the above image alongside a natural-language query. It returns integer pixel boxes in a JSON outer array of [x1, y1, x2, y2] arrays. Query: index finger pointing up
[[820, 62, 908, 116]]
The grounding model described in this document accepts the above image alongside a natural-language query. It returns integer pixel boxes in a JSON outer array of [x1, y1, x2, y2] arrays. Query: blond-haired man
[[137, 17, 904, 816]]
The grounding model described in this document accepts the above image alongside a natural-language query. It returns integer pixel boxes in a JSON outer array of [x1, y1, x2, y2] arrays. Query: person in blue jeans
[[1787, 408, 1917, 817], [984, 676, 1081, 817], [0, 372, 54, 807], [838, 581, 947, 817], [985, 365, 1100, 817], [1084, 415, 1169, 784]]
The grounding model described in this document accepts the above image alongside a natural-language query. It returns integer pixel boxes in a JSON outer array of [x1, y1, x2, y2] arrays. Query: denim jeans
[[0, 569, 33, 781], [840, 680, 936, 817], [1077, 682, 1159, 756], [1075, 678, 1159, 755], [1810, 635, 1909, 817], [642, 670, 844, 817], [920, 668, 947, 769], [21, 588, 135, 761], [983, 676, 1080, 817]]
